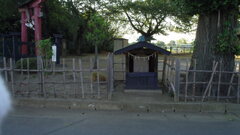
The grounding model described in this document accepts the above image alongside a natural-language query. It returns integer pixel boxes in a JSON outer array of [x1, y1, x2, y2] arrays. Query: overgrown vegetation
[[37, 38, 53, 59], [216, 21, 240, 55], [0, 0, 118, 55], [173, 0, 240, 94], [16, 58, 37, 69]]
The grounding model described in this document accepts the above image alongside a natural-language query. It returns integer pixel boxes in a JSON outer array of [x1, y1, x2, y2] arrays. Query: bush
[[16, 58, 37, 69], [37, 38, 53, 59]]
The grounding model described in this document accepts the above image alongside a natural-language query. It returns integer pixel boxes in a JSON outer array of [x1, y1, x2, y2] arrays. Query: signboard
[[52, 45, 57, 62]]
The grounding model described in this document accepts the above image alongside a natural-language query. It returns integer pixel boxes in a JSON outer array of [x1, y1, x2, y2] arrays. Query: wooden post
[[27, 58, 30, 95], [107, 54, 111, 99], [202, 62, 218, 102], [79, 59, 85, 98], [72, 58, 76, 97], [166, 58, 170, 83], [122, 53, 124, 81], [10, 58, 14, 96], [162, 55, 167, 83], [19, 58, 23, 94], [90, 58, 93, 95], [111, 54, 114, 95], [53, 61, 56, 76], [3, 57, 8, 81], [184, 59, 189, 102], [237, 62, 240, 104], [208, 61, 215, 97], [62, 59, 67, 98], [174, 59, 180, 102], [227, 73, 235, 97], [217, 60, 222, 102], [170, 59, 175, 85], [107, 53, 114, 100], [41, 58, 46, 97], [111, 53, 114, 98], [21, 58, 23, 76], [97, 58, 100, 99], [52, 60, 56, 98], [192, 59, 196, 99]]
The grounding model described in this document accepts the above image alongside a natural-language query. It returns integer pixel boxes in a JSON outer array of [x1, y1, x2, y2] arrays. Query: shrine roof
[[114, 41, 171, 55]]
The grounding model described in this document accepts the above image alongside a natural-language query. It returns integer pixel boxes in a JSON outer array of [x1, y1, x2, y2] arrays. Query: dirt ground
[[10, 54, 110, 99], [6, 53, 240, 101]]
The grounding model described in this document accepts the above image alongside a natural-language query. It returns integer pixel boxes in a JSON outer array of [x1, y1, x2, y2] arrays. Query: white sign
[[52, 45, 57, 62]]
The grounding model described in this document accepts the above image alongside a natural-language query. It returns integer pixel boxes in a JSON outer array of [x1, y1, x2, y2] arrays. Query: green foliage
[[173, 0, 240, 56], [171, 0, 240, 33], [167, 40, 176, 47], [0, 0, 26, 33], [16, 58, 37, 69], [176, 38, 188, 44], [173, 0, 240, 15], [85, 13, 115, 51], [43, 0, 84, 53], [38, 38, 53, 59], [156, 41, 166, 47], [216, 22, 240, 55], [0, 0, 116, 54], [43, 0, 117, 54], [105, 0, 173, 41]]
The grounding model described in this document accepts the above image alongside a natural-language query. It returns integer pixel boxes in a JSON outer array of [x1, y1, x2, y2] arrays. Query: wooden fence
[[163, 56, 240, 103], [164, 46, 194, 54], [0, 54, 114, 100]]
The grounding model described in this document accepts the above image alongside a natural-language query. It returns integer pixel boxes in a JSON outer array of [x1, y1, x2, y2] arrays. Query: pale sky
[[123, 31, 196, 44]]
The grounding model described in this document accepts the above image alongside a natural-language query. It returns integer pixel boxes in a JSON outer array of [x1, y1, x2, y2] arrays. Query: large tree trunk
[[189, 9, 238, 96]]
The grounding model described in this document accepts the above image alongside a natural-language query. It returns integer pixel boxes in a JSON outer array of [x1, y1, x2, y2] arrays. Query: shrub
[[15, 58, 37, 69], [37, 38, 53, 59]]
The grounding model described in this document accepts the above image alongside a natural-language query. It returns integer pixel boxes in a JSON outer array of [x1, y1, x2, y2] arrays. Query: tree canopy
[[103, 0, 174, 41], [172, 0, 240, 94], [173, 0, 240, 15], [0, 0, 117, 55]]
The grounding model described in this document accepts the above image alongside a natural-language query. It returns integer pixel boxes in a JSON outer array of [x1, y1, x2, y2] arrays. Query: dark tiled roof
[[114, 41, 171, 55]]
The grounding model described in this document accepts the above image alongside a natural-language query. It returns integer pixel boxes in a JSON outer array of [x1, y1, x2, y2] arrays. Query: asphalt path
[[2, 107, 240, 135]]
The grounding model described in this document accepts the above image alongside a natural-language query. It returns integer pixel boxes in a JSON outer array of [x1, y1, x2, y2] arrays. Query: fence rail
[[163, 57, 240, 103], [0, 54, 114, 99], [164, 46, 194, 54]]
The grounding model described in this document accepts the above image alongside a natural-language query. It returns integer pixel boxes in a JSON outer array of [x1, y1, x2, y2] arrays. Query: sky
[[123, 31, 196, 44]]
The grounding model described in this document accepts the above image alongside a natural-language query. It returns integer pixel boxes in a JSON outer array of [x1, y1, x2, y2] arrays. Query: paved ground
[[2, 107, 240, 135], [112, 82, 173, 104]]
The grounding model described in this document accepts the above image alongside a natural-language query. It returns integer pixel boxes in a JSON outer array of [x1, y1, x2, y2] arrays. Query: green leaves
[[104, 0, 173, 41], [173, 0, 240, 15], [216, 21, 240, 55], [38, 38, 53, 59], [0, 0, 23, 32], [84, 13, 115, 51]]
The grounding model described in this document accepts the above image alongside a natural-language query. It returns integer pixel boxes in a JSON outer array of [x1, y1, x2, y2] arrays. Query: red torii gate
[[19, 0, 46, 55]]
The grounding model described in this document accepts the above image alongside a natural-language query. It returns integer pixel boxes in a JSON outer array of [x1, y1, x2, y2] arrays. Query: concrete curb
[[14, 98, 240, 114]]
